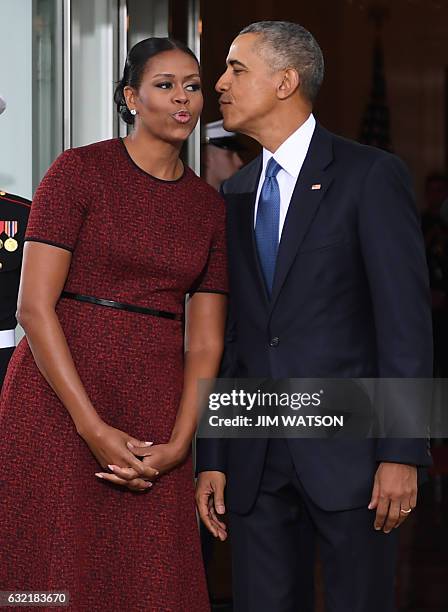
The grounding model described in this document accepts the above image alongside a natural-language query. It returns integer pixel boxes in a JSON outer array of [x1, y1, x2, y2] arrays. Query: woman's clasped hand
[[88, 425, 187, 492]]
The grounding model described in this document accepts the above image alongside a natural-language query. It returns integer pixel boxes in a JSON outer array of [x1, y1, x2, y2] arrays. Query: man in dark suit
[[196, 21, 433, 612]]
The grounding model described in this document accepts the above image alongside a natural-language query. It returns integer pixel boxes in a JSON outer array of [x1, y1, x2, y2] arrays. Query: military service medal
[[4, 221, 18, 252], [0, 221, 4, 249]]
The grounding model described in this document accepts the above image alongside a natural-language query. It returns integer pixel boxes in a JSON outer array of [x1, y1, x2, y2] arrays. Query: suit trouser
[[0, 347, 14, 392], [229, 438, 398, 612]]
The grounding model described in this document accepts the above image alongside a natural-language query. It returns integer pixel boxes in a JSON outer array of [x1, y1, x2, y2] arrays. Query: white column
[[71, 0, 117, 147]]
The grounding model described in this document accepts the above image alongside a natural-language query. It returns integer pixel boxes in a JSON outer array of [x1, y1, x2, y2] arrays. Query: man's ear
[[277, 68, 300, 100]]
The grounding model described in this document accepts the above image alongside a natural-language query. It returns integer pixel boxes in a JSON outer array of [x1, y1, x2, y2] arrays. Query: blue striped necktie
[[255, 157, 282, 295]]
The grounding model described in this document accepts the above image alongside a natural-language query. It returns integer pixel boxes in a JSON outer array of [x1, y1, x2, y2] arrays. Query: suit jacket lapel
[[231, 156, 270, 306], [269, 124, 334, 312]]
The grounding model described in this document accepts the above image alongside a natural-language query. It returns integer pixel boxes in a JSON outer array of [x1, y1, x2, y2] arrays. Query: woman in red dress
[[0, 38, 227, 611]]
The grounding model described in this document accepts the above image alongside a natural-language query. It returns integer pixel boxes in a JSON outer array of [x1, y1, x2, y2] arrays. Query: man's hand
[[196, 471, 228, 541], [368, 462, 417, 533]]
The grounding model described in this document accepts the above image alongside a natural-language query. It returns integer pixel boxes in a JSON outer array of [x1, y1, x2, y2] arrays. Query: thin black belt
[[60, 291, 183, 321]]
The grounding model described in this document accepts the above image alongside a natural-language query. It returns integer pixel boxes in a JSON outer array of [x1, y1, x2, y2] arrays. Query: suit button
[[269, 337, 279, 347], [0, 262, 2, 269]]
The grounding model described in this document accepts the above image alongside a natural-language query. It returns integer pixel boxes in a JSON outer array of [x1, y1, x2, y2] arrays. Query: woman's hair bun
[[113, 78, 134, 125]]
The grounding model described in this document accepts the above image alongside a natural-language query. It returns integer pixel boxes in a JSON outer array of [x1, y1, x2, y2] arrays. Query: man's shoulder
[[0, 191, 32, 220], [0, 191, 31, 205], [221, 156, 261, 195], [323, 126, 406, 174], [221, 125, 407, 196]]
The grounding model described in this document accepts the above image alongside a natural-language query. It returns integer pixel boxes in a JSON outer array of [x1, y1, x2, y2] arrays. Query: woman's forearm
[[19, 308, 103, 436], [169, 343, 223, 455]]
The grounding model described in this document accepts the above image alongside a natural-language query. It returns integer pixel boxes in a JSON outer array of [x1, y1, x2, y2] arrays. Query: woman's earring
[[130, 109, 137, 116]]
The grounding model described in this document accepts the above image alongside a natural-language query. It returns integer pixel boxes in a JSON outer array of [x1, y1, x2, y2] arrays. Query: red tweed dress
[[0, 138, 227, 611]]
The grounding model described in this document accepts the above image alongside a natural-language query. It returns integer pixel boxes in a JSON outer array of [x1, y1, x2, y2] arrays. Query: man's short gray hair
[[239, 21, 324, 103]]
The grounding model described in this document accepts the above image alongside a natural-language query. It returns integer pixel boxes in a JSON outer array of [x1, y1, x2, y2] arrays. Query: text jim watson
[[209, 414, 345, 427]]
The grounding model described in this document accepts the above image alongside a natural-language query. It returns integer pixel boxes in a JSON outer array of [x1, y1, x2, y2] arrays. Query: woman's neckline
[[118, 137, 186, 184]]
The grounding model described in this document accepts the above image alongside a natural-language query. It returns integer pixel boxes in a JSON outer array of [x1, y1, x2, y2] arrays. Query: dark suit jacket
[[197, 123, 433, 513]]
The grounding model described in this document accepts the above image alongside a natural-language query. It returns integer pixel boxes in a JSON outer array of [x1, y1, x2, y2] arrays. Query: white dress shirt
[[254, 113, 316, 240]]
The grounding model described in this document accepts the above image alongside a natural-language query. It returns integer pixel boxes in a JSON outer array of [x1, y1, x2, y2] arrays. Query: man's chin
[[221, 113, 239, 134], [221, 121, 234, 133], [222, 112, 251, 137]]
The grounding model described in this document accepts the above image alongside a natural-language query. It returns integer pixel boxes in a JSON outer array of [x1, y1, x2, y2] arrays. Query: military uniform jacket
[[0, 191, 31, 331]]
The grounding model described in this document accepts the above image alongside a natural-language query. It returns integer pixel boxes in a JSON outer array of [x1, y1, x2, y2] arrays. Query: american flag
[[359, 36, 392, 152]]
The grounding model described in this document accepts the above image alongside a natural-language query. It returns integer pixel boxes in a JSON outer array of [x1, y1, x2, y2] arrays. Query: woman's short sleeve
[[25, 148, 88, 252], [191, 198, 228, 295]]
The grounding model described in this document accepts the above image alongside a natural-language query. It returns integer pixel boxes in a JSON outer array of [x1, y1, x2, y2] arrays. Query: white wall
[[0, 0, 33, 200]]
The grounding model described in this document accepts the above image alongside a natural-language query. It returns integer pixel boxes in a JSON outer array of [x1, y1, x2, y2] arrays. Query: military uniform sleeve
[[25, 149, 88, 252]]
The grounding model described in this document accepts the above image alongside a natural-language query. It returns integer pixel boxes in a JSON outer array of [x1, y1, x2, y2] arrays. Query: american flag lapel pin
[[311, 183, 321, 190]]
